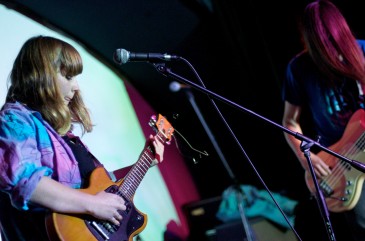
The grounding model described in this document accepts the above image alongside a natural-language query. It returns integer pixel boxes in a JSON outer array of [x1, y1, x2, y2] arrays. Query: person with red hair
[[282, 1, 365, 240]]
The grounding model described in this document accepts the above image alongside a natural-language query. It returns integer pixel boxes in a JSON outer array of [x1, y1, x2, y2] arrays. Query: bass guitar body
[[305, 109, 365, 212]]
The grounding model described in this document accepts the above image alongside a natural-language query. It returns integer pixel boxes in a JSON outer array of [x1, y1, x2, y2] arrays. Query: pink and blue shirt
[[0, 102, 81, 210]]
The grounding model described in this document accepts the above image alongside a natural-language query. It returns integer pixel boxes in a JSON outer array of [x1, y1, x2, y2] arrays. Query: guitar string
[[325, 145, 351, 187], [118, 146, 154, 200], [324, 137, 357, 190], [118, 131, 165, 200], [322, 132, 365, 199]]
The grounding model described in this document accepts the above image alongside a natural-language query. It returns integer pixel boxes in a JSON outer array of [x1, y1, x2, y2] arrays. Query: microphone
[[113, 48, 180, 64], [169, 81, 190, 92]]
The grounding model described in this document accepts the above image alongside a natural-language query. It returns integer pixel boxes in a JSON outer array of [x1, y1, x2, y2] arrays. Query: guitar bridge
[[89, 220, 114, 240]]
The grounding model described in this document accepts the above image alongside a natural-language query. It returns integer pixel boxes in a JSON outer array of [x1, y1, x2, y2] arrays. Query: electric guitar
[[305, 108, 365, 212], [46, 114, 174, 241]]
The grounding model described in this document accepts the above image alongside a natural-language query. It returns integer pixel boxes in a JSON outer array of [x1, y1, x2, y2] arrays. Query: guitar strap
[[64, 132, 106, 186]]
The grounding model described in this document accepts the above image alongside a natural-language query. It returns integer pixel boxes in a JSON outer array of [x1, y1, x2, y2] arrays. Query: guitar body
[[46, 167, 147, 241], [46, 114, 174, 241], [305, 109, 365, 212]]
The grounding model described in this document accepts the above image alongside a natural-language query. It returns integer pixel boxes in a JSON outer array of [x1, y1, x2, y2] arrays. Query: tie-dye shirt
[[0, 102, 81, 210]]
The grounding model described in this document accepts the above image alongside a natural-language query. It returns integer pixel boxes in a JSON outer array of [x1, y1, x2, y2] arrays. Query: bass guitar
[[305, 108, 365, 212], [46, 114, 174, 241]]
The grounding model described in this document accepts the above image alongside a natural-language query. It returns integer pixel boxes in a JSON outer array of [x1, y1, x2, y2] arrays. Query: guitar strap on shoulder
[[66, 131, 103, 167]]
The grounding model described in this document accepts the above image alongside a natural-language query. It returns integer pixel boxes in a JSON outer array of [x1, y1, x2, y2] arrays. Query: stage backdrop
[[0, 4, 200, 241]]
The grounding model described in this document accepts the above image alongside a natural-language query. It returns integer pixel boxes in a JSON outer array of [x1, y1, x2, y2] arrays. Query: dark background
[[1, 0, 364, 204]]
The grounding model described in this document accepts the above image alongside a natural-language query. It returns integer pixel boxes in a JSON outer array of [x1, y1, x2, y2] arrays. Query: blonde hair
[[7, 35, 93, 135]]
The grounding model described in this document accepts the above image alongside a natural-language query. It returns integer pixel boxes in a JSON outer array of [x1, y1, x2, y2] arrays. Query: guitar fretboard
[[117, 131, 166, 200]]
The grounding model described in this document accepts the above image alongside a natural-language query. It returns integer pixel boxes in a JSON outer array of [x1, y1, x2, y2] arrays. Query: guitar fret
[[138, 158, 149, 170], [133, 164, 144, 177], [121, 173, 138, 199], [130, 174, 143, 185], [135, 164, 147, 174], [130, 169, 143, 183], [119, 149, 155, 200], [357, 132, 365, 150], [140, 154, 152, 169]]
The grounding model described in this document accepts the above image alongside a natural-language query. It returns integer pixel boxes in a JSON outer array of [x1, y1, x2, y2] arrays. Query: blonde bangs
[[60, 43, 83, 77]]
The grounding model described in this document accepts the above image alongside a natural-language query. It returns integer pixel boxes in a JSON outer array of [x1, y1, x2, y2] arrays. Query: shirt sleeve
[[0, 108, 53, 210], [282, 57, 303, 106]]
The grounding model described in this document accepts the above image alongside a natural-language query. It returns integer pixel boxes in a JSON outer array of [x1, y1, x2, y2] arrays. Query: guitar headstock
[[149, 114, 174, 144]]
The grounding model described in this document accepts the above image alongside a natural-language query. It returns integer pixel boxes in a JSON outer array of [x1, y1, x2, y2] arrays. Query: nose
[[72, 78, 80, 91]]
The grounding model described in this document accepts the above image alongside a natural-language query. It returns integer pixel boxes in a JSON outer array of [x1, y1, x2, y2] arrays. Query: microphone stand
[[176, 86, 255, 241], [152, 61, 365, 241], [300, 139, 336, 241]]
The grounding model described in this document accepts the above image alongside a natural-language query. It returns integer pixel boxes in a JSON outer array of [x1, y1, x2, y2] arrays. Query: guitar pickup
[[320, 180, 334, 197]]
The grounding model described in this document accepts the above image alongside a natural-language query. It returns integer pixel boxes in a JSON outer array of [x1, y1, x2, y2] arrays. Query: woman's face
[[56, 72, 80, 105]]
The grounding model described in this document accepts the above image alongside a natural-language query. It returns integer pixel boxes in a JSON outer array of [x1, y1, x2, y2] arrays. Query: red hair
[[300, 0, 365, 85]]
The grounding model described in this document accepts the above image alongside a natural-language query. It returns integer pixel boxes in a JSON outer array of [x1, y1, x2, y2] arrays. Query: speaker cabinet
[[206, 218, 297, 241], [183, 197, 297, 241]]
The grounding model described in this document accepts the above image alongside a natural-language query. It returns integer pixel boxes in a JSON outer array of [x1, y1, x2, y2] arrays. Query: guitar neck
[[118, 132, 165, 201]]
